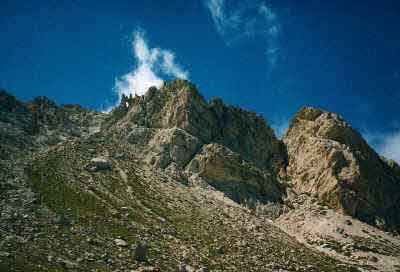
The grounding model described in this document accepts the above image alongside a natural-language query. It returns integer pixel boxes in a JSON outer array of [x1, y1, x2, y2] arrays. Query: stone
[[53, 214, 71, 225], [179, 264, 196, 272], [86, 157, 112, 172], [0, 251, 10, 257], [336, 227, 345, 234], [56, 257, 78, 269], [369, 256, 379, 262], [345, 219, 353, 226], [133, 266, 159, 272], [114, 238, 128, 247], [84, 252, 95, 261], [134, 242, 148, 262], [114, 153, 126, 160]]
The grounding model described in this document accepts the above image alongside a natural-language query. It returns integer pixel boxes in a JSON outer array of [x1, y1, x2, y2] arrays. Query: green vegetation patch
[[27, 151, 109, 220]]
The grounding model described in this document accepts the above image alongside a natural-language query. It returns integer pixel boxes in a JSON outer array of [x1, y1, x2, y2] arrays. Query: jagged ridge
[[1, 80, 400, 271]]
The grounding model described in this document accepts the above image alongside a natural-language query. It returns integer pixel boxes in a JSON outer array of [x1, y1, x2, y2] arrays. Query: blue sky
[[1, 0, 400, 162]]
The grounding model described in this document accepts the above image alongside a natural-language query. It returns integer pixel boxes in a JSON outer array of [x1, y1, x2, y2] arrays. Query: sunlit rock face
[[108, 80, 286, 172], [284, 106, 400, 231], [103, 79, 287, 206]]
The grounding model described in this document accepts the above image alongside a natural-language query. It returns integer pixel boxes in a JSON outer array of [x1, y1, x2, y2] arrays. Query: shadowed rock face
[[284, 107, 400, 231], [185, 143, 284, 206], [208, 98, 287, 174], [0, 91, 34, 158], [0, 91, 105, 160]]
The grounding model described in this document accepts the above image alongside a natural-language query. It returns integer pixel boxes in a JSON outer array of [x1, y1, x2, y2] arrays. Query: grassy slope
[[2, 133, 363, 272]]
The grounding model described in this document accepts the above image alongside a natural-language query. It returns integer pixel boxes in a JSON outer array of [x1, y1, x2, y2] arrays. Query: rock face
[[208, 97, 286, 172], [108, 80, 286, 173], [0, 90, 105, 160], [0, 90, 35, 159], [104, 80, 286, 206], [86, 157, 113, 172], [144, 128, 202, 169], [186, 143, 283, 206], [284, 107, 400, 230]]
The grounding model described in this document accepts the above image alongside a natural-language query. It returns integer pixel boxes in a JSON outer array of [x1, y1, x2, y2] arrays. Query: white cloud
[[206, 0, 228, 35], [259, 4, 276, 21], [161, 51, 188, 79], [271, 118, 290, 139], [206, 0, 281, 67], [379, 132, 400, 163], [364, 131, 400, 164], [114, 30, 188, 100]]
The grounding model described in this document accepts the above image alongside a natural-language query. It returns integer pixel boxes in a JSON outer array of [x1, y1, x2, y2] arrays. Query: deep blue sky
[[1, 0, 400, 160]]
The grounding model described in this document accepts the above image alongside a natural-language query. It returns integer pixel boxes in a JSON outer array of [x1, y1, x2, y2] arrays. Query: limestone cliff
[[283, 107, 400, 231], [107, 80, 286, 173], [104, 80, 287, 207]]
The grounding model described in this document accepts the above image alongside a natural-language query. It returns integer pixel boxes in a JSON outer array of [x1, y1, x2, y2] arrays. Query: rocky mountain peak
[[291, 106, 324, 121], [0, 90, 105, 160], [27, 96, 58, 110], [2, 85, 400, 271], [284, 106, 400, 231], [0, 90, 28, 114], [107, 80, 286, 173], [99, 80, 288, 208], [287, 106, 370, 152]]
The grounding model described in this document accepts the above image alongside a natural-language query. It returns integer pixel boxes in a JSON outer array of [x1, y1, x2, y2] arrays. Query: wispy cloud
[[114, 30, 188, 101], [364, 131, 400, 164], [271, 117, 290, 139], [206, 0, 281, 67]]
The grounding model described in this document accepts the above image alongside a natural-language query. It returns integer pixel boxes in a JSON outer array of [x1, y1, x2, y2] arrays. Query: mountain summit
[[284, 106, 400, 231], [1, 80, 400, 271]]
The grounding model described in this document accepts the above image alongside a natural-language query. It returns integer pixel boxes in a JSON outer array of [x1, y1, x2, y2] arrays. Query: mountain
[[1, 80, 400, 272], [283, 107, 400, 231]]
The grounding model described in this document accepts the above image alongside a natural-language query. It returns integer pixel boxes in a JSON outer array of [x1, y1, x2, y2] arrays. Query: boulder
[[134, 242, 149, 262], [86, 157, 112, 172], [114, 238, 128, 247]]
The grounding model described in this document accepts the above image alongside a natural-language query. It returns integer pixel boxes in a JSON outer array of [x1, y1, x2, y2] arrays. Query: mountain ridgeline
[[104, 80, 400, 231], [1, 80, 400, 272]]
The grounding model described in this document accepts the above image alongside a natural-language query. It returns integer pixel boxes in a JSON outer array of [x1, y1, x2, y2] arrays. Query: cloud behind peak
[[114, 30, 188, 100]]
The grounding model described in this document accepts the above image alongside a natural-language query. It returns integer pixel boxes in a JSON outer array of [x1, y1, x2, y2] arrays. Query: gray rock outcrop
[[104, 80, 287, 206], [107, 80, 286, 174], [283, 107, 400, 230], [186, 143, 283, 206]]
